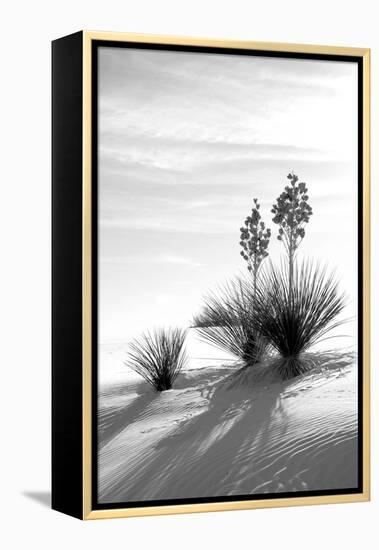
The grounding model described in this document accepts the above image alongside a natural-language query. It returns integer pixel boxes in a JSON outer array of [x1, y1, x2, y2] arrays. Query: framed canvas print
[[52, 31, 370, 520]]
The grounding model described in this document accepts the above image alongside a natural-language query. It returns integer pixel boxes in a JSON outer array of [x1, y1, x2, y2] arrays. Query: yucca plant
[[125, 328, 187, 391], [193, 198, 271, 368], [251, 261, 346, 379], [193, 278, 268, 367]]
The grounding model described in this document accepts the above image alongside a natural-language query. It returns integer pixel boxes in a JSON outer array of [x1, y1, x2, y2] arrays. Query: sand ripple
[[98, 352, 358, 503]]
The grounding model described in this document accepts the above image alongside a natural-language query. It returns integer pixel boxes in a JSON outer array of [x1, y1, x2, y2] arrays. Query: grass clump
[[252, 261, 346, 379], [193, 278, 268, 367], [125, 328, 187, 391]]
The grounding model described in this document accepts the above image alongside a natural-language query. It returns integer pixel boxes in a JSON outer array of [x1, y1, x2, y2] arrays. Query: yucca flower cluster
[[271, 172, 313, 287], [239, 198, 271, 292]]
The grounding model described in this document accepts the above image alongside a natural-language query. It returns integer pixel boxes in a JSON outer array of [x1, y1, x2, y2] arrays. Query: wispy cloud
[[99, 47, 357, 173], [100, 254, 201, 267], [99, 138, 326, 172], [100, 216, 237, 234]]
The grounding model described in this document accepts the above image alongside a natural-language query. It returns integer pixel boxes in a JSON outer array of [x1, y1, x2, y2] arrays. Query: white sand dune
[[98, 349, 358, 503]]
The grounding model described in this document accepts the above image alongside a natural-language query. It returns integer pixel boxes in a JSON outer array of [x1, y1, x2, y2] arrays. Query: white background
[[0, 1, 377, 548]]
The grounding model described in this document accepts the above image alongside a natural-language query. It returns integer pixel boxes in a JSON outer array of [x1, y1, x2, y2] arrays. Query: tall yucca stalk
[[251, 261, 346, 379], [193, 278, 267, 366], [239, 198, 271, 297], [125, 328, 187, 391], [271, 172, 313, 291]]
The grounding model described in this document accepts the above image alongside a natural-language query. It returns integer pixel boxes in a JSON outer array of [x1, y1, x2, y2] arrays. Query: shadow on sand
[[99, 389, 159, 449], [98, 365, 233, 449], [101, 370, 283, 502], [99, 349, 356, 502]]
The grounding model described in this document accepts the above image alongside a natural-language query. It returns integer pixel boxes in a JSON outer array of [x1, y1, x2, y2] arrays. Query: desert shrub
[[125, 328, 187, 391], [193, 278, 268, 367], [251, 261, 346, 379]]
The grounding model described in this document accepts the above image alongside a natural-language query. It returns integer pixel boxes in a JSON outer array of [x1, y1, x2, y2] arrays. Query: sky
[[98, 46, 358, 344]]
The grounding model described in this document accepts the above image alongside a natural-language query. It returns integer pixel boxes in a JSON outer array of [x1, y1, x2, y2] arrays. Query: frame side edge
[[52, 31, 84, 520], [362, 48, 371, 500], [82, 30, 93, 520]]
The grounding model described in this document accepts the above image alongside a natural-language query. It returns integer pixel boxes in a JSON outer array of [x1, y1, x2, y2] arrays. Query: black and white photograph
[[2, 0, 378, 542], [97, 45, 360, 505]]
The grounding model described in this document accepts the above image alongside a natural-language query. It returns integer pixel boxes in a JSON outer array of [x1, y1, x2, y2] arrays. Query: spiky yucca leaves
[[251, 261, 346, 379], [125, 328, 188, 391], [193, 279, 267, 367]]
